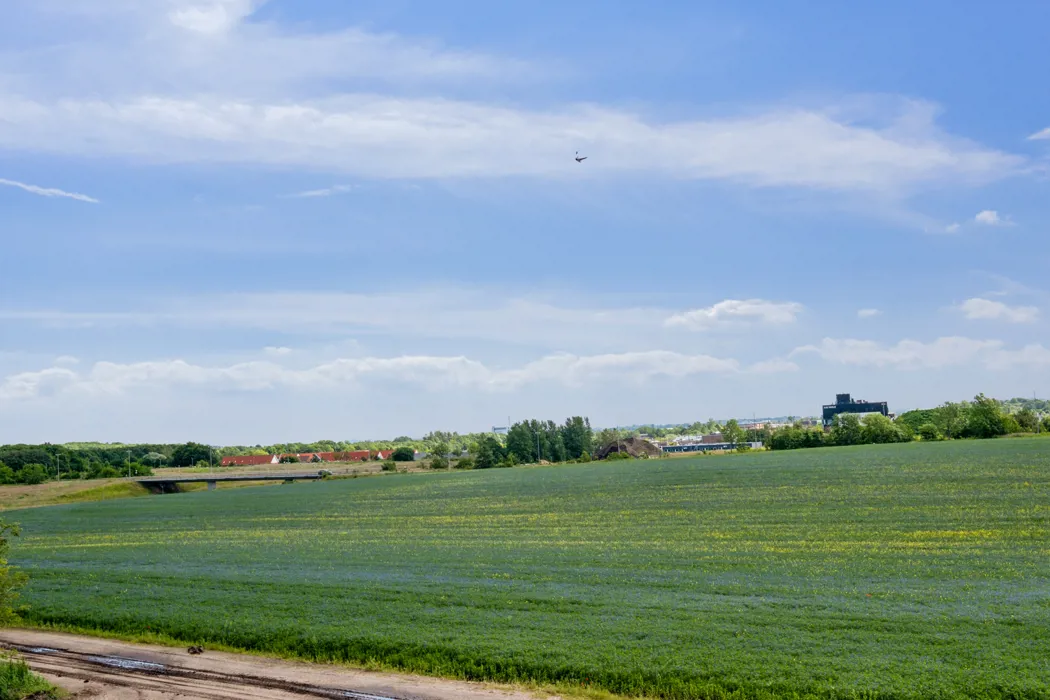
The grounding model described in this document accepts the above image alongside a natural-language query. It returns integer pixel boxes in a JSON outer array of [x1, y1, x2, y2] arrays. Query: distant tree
[[722, 419, 743, 446], [429, 455, 450, 470], [935, 402, 968, 440], [143, 452, 167, 466], [561, 417, 593, 460], [279, 456, 300, 464], [1015, 408, 1040, 433], [506, 422, 538, 464], [0, 520, 28, 625], [1002, 414, 1023, 435], [454, 457, 475, 470], [579, 451, 592, 463], [918, 423, 942, 441], [474, 436, 505, 470], [391, 447, 416, 462], [968, 394, 1007, 439], [17, 465, 48, 485], [1043, 416, 1050, 433], [861, 414, 909, 444], [0, 463, 13, 485], [830, 414, 863, 446], [380, 460, 397, 472], [171, 442, 212, 468], [430, 442, 450, 461]]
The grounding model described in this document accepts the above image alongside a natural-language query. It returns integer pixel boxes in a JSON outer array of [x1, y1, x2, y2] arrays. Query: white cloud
[[1029, 127, 1050, 141], [0, 96, 1023, 189], [0, 178, 99, 203], [0, 367, 79, 400], [794, 336, 1050, 370], [666, 299, 804, 331], [748, 358, 800, 374], [289, 185, 356, 198], [0, 349, 795, 402], [263, 346, 292, 356], [0, 291, 664, 350], [944, 223, 961, 233], [974, 210, 1009, 226], [168, 0, 262, 34], [958, 298, 1039, 323], [857, 308, 882, 318]]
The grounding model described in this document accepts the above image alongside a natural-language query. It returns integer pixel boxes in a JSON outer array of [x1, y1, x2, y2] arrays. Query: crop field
[[8, 439, 1050, 700]]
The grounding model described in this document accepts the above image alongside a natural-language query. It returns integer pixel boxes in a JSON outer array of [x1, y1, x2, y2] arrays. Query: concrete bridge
[[137, 472, 327, 494]]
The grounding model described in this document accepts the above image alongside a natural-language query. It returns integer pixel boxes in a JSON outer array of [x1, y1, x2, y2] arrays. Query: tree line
[[768, 394, 1048, 451]]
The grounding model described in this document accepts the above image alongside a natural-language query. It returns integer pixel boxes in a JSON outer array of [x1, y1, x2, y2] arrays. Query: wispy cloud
[[857, 308, 882, 318], [0, 96, 1024, 191], [0, 178, 99, 203], [666, 299, 803, 331], [943, 222, 961, 233], [1029, 127, 1050, 141], [0, 349, 795, 402], [958, 298, 1039, 323], [794, 336, 1050, 370], [289, 185, 357, 198]]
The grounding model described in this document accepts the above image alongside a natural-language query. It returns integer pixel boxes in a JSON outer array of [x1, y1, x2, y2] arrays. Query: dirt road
[[0, 629, 557, 700]]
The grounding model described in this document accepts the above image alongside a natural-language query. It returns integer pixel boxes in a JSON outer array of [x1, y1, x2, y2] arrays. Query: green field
[[8, 440, 1050, 699]]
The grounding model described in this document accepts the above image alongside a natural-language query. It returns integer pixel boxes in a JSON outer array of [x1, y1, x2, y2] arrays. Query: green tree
[[0, 520, 28, 625], [1015, 408, 1040, 432], [722, 419, 743, 446], [968, 394, 1006, 439], [0, 462, 14, 485], [430, 442, 450, 462], [934, 402, 968, 439], [17, 464, 48, 485], [171, 442, 212, 468], [830, 414, 864, 446], [391, 446, 416, 462], [561, 417, 593, 459], [861, 414, 909, 444], [506, 422, 538, 464], [918, 423, 942, 441], [474, 436, 505, 470], [1043, 416, 1050, 433]]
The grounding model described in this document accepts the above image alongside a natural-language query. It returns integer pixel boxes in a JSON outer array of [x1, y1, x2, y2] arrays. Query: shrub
[[279, 456, 301, 464], [1002, 414, 1023, 435], [455, 457, 475, 470], [605, 451, 632, 461], [429, 456, 450, 470], [381, 460, 397, 472], [0, 463, 14, 485], [579, 451, 592, 463], [918, 423, 942, 441], [391, 447, 416, 462], [17, 464, 48, 485], [88, 465, 122, 480]]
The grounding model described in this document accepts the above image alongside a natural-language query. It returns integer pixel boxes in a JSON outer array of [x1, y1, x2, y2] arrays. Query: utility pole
[[127, 451, 132, 478]]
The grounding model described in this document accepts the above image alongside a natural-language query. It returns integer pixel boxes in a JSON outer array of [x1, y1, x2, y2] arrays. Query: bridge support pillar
[[207, 480, 217, 491]]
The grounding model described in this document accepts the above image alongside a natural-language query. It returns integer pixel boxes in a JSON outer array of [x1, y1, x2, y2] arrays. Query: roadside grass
[[0, 658, 60, 699]]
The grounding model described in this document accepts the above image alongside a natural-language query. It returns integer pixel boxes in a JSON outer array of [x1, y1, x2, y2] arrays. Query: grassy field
[[7, 439, 1050, 700]]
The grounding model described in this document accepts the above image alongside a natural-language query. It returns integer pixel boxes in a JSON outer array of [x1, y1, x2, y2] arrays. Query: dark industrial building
[[822, 393, 889, 429]]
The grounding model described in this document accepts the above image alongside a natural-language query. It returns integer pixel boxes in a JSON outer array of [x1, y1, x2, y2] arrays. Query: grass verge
[[0, 658, 61, 699]]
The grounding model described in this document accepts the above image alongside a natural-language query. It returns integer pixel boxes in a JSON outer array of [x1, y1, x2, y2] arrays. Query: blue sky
[[1, 0, 1049, 444]]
